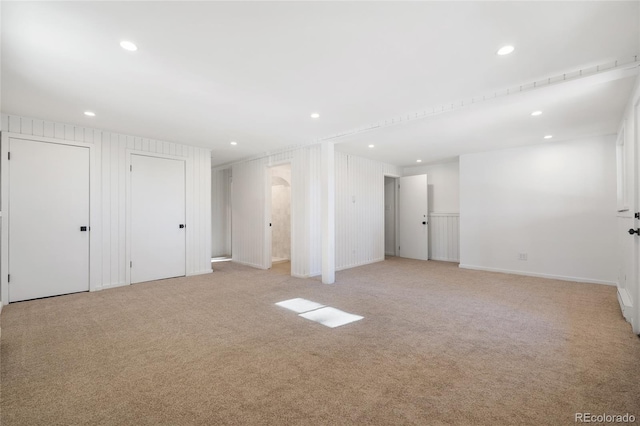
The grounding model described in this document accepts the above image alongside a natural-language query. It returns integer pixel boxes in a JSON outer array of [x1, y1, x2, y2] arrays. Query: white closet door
[[398, 174, 429, 261], [131, 155, 186, 283], [9, 138, 90, 302]]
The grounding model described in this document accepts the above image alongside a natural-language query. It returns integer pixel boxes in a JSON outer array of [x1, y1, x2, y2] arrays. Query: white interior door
[[398, 174, 429, 261], [9, 138, 90, 302], [131, 155, 186, 283]]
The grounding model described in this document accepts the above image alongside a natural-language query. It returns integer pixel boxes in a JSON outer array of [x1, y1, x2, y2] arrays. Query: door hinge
[[7, 152, 10, 160], [398, 246, 400, 251], [130, 261, 132, 268], [7, 274, 10, 283], [130, 165, 132, 172], [635, 212, 640, 220]]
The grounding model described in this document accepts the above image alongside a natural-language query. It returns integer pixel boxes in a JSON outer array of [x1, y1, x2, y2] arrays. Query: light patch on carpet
[[298, 307, 364, 328], [275, 298, 325, 314]]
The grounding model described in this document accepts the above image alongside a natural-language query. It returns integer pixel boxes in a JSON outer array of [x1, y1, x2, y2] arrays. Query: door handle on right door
[[179, 224, 185, 229], [628, 228, 639, 235], [422, 221, 427, 225]]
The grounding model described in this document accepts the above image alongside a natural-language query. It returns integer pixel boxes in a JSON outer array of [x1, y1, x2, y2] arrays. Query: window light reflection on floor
[[275, 298, 363, 328]]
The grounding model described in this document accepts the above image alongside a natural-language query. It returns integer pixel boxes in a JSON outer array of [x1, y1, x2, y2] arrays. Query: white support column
[[321, 141, 335, 284]]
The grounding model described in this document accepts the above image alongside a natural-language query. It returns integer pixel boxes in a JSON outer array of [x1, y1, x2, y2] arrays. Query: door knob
[[179, 224, 185, 229], [629, 228, 639, 235], [422, 221, 427, 225]]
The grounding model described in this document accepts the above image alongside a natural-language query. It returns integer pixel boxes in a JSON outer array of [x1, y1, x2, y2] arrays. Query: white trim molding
[[459, 264, 617, 286]]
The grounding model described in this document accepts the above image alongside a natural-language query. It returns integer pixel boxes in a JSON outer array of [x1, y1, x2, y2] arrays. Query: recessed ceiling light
[[230, 141, 237, 145], [84, 111, 96, 117], [497, 45, 515, 56], [531, 111, 542, 116], [310, 113, 320, 119], [120, 41, 138, 51], [368, 144, 374, 148], [544, 135, 553, 139], [416, 159, 422, 163]]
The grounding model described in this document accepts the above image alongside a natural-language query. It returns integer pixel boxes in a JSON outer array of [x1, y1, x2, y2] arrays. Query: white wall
[[1, 114, 212, 303], [211, 168, 232, 257], [460, 136, 618, 285], [403, 160, 459, 213]]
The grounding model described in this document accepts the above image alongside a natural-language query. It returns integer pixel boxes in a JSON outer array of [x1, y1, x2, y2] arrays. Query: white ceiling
[[2, 1, 639, 167]]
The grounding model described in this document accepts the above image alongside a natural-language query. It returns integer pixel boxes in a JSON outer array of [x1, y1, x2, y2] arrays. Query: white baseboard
[[458, 264, 616, 286], [617, 287, 634, 323], [336, 257, 384, 272], [231, 259, 267, 270], [187, 269, 213, 276], [96, 281, 129, 291], [430, 257, 460, 263]]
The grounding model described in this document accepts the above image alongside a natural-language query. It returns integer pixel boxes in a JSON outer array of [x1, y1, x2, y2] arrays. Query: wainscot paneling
[[1, 114, 211, 299], [429, 213, 460, 262]]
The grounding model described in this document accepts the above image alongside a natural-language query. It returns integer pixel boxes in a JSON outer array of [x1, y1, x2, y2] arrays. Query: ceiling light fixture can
[[310, 113, 320, 119], [120, 41, 138, 51], [497, 45, 515, 56], [531, 111, 542, 116], [416, 159, 422, 163], [368, 144, 374, 148], [84, 111, 96, 117], [544, 135, 553, 139], [230, 141, 237, 145]]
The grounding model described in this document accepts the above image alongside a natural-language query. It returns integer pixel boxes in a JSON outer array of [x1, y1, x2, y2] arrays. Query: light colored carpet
[[1, 258, 639, 425]]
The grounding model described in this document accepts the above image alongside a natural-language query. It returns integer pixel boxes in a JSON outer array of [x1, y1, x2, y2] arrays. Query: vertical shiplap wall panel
[[110, 134, 119, 285], [335, 152, 351, 270], [232, 158, 268, 268], [9, 116, 21, 133], [383, 162, 402, 177], [290, 149, 307, 276], [2, 114, 212, 289], [64, 125, 74, 141], [307, 145, 322, 277], [32, 120, 44, 137], [211, 168, 231, 257], [21, 119, 33, 135], [202, 153, 212, 272], [228, 146, 322, 277], [428, 213, 460, 262], [54, 123, 64, 139], [102, 132, 112, 286], [335, 152, 386, 271], [43, 121, 55, 138], [118, 135, 127, 285]]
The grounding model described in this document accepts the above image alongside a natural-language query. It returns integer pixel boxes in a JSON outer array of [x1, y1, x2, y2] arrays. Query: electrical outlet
[[518, 253, 528, 261]]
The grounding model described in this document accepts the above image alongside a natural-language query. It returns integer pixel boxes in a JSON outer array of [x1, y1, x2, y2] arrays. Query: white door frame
[[633, 99, 640, 334], [125, 150, 189, 285], [264, 160, 293, 271], [383, 173, 400, 257], [1, 132, 101, 305]]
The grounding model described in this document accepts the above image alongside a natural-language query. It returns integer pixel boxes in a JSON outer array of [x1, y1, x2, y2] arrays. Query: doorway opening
[[269, 163, 292, 274], [384, 176, 398, 258]]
